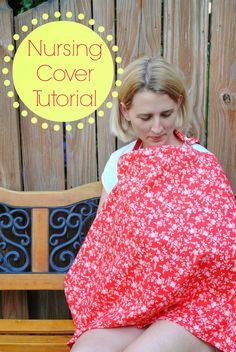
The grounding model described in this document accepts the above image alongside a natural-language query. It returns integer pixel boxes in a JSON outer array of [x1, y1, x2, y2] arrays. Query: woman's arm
[[97, 187, 109, 213]]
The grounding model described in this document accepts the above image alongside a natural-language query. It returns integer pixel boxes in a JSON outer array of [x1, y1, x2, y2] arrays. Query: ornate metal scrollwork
[[49, 197, 99, 272], [0, 204, 31, 272]]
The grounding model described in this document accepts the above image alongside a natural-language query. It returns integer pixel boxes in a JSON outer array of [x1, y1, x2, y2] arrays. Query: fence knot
[[222, 93, 231, 104]]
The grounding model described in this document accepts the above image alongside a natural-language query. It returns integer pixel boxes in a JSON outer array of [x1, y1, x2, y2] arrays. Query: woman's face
[[121, 90, 182, 148]]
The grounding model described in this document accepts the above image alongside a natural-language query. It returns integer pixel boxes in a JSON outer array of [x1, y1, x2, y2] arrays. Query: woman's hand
[[97, 187, 109, 213]]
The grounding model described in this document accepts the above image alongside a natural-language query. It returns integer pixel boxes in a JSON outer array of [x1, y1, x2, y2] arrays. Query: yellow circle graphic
[[78, 13, 85, 20], [7, 91, 14, 97], [13, 34, 20, 41], [12, 21, 114, 123]]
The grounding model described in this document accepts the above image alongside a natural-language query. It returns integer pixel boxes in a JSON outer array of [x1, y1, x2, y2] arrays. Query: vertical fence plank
[[0, 0, 28, 320], [60, 0, 97, 187], [116, 0, 142, 149], [93, 0, 116, 177], [164, 0, 209, 142], [138, 0, 162, 57], [0, 0, 22, 190], [14, 0, 65, 191], [116, 0, 162, 148], [208, 0, 236, 193], [117, 0, 161, 68], [1, 291, 29, 319], [13, 0, 67, 321]]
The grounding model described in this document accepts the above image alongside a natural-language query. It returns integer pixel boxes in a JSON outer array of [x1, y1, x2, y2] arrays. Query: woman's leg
[[70, 326, 145, 352], [123, 320, 216, 352]]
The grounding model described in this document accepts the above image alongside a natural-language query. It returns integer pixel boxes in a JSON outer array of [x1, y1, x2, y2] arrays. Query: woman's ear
[[177, 95, 183, 108], [120, 102, 130, 121]]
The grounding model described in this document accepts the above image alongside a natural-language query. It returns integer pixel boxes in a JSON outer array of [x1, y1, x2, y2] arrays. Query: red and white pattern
[[64, 132, 236, 352]]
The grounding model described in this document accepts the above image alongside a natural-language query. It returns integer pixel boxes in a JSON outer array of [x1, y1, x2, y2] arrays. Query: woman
[[64, 57, 235, 352]]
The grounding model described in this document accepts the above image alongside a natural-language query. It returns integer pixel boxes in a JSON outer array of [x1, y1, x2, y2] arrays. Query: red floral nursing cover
[[64, 132, 236, 352]]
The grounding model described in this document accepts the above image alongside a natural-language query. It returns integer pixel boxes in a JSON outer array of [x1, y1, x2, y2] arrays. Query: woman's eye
[[161, 112, 172, 118], [139, 115, 151, 121]]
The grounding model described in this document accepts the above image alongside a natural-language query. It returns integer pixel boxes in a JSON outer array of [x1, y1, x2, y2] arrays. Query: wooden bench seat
[[0, 335, 71, 352], [0, 320, 74, 352], [0, 182, 102, 351]]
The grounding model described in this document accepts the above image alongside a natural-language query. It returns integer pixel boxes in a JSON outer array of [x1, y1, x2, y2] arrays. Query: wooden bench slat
[[0, 319, 74, 334], [0, 182, 102, 207], [0, 346, 69, 352], [32, 208, 49, 272], [0, 335, 71, 352], [1, 274, 65, 290], [0, 335, 70, 343]]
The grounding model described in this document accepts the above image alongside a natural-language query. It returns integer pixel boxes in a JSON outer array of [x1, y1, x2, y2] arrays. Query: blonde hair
[[110, 56, 190, 142]]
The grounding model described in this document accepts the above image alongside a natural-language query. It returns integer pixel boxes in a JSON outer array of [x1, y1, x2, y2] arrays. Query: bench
[[0, 182, 102, 351]]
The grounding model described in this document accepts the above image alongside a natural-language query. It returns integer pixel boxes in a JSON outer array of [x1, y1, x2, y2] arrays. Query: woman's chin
[[142, 138, 166, 148]]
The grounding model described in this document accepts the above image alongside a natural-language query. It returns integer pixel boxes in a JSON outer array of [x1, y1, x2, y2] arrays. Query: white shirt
[[101, 141, 210, 194]]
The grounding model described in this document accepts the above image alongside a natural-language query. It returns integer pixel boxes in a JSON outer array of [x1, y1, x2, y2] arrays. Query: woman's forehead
[[131, 91, 177, 111]]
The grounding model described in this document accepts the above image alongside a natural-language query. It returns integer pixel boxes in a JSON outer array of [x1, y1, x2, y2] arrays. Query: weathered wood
[[60, 0, 97, 187], [0, 0, 27, 321], [32, 209, 49, 272], [138, 0, 162, 57], [1, 274, 66, 290], [14, 0, 65, 191], [163, 0, 209, 142], [0, 181, 102, 206], [0, 319, 74, 334], [208, 0, 236, 193], [0, 0, 22, 191], [116, 0, 162, 148], [117, 0, 161, 70], [93, 0, 116, 178], [1, 292, 28, 319]]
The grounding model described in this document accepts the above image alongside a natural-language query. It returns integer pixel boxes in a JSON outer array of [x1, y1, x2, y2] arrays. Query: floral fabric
[[64, 132, 236, 352]]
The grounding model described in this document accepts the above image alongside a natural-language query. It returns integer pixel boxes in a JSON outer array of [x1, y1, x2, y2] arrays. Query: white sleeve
[[101, 153, 119, 194], [101, 141, 136, 194], [192, 143, 211, 153]]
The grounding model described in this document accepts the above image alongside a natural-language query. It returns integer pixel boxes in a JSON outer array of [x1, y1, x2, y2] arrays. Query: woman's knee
[[71, 343, 106, 352], [70, 326, 144, 352], [70, 335, 105, 352], [123, 320, 216, 352]]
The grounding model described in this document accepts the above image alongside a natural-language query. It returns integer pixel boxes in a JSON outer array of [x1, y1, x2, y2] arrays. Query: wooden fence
[[0, 0, 235, 319]]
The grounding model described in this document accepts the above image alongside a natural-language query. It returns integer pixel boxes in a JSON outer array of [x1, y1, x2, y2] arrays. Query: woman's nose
[[150, 116, 163, 134]]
